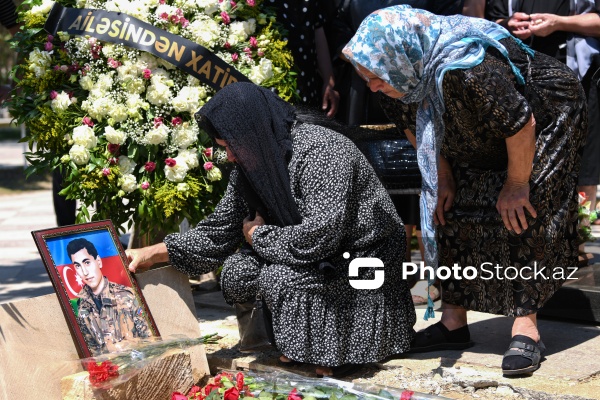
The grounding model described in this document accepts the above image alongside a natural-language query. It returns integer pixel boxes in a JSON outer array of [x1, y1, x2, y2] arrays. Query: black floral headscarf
[[195, 82, 302, 227]]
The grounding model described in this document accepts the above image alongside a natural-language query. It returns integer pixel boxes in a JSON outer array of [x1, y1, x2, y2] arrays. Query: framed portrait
[[32, 220, 160, 358]]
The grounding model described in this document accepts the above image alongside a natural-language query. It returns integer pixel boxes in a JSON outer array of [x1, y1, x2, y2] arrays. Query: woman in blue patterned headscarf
[[343, 5, 586, 376]]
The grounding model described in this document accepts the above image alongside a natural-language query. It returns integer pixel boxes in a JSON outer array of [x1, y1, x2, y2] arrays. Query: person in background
[[126, 82, 416, 379], [487, 1, 600, 229], [0, 0, 19, 104], [462, 0, 486, 18], [0, 0, 77, 226], [343, 5, 586, 376], [269, 0, 339, 118]]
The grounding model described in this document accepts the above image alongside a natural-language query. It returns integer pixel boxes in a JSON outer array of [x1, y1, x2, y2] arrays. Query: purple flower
[[165, 158, 177, 167], [231, 53, 239, 62], [203, 161, 214, 171], [141, 181, 150, 190], [44, 42, 53, 51], [249, 36, 257, 48], [102, 168, 111, 176], [49, 90, 58, 100], [247, 0, 255, 6], [171, 117, 183, 126], [143, 69, 152, 79]]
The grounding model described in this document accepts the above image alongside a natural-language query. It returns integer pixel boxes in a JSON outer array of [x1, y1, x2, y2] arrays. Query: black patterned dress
[[164, 123, 416, 365], [380, 38, 587, 317]]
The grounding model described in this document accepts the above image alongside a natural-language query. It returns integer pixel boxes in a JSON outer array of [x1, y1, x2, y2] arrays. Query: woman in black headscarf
[[126, 82, 416, 377]]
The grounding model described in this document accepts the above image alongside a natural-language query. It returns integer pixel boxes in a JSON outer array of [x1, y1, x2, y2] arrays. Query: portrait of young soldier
[[67, 238, 150, 355]]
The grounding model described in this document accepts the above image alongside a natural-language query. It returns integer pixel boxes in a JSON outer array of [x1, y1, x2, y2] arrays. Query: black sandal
[[408, 321, 474, 353], [502, 335, 545, 376]]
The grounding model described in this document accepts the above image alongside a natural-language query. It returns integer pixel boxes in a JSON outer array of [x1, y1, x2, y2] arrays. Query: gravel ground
[[199, 316, 598, 400]]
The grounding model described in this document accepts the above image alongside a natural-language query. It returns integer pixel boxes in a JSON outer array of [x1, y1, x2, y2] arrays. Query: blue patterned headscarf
[[343, 5, 533, 280]]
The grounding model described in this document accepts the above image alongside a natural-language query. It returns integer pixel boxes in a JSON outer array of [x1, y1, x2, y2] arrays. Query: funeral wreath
[[7, 0, 295, 235]]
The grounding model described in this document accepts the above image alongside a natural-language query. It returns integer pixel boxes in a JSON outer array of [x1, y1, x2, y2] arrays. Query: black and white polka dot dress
[[165, 123, 416, 366], [269, 0, 325, 105]]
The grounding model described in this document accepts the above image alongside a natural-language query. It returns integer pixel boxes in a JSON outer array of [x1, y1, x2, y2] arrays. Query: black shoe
[[502, 335, 545, 376], [408, 321, 474, 353]]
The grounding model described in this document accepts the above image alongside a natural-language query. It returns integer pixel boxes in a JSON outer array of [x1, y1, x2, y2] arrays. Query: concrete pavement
[[2, 140, 600, 399]]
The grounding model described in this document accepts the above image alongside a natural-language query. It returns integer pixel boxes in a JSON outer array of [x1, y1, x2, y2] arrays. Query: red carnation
[[221, 11, 231, 24], [224, 387, 240, 400], [82, 116, 94, 127], [144, 161, 156, 172], [235, 372, 244, 390], [287, 388, 302, 400], [188, 385, 202, 396], [400, 390, 414, 400], [107, 144, 120, 154], [203, 383, 220, 396], [165, 158, 177, 167], [86, 360, 119, 386]]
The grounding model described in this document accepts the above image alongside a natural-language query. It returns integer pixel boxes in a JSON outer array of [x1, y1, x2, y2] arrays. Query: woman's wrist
[[149, 242, 170, 264]]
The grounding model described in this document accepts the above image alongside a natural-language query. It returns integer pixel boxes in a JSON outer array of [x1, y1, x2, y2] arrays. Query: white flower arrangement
[[8, 0, 295, 235]]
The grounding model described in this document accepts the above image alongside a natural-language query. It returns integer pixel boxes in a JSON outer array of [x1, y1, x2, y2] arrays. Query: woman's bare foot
[[315, 366, 333, 376]]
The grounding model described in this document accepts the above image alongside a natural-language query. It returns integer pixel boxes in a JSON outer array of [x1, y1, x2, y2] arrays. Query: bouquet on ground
[[7, 0, 295, 235], [83, 333, 220, 389], [172, 369, 443, 400]]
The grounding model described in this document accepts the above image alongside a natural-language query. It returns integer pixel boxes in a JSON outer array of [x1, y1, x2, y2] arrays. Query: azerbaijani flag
[[47, 229, 132, 300]]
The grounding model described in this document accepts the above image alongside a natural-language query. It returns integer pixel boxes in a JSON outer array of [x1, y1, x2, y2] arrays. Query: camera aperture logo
[[345, 252, 385, 290]]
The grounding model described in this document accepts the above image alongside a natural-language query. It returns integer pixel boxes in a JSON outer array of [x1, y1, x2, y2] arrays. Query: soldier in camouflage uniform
[[67, 238, 151, 356]]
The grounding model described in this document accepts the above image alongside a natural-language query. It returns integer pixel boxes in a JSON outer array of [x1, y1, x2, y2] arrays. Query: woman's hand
[[435, 156, 455, 226], [528, 13, 561, 37], [501, 114, 537, 234], [125, 242, 168, 273], [321, 82, 340, 118], [506, 12, 533, 40], [496, 180, 537, 234], [243, 212, 265, 246]]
